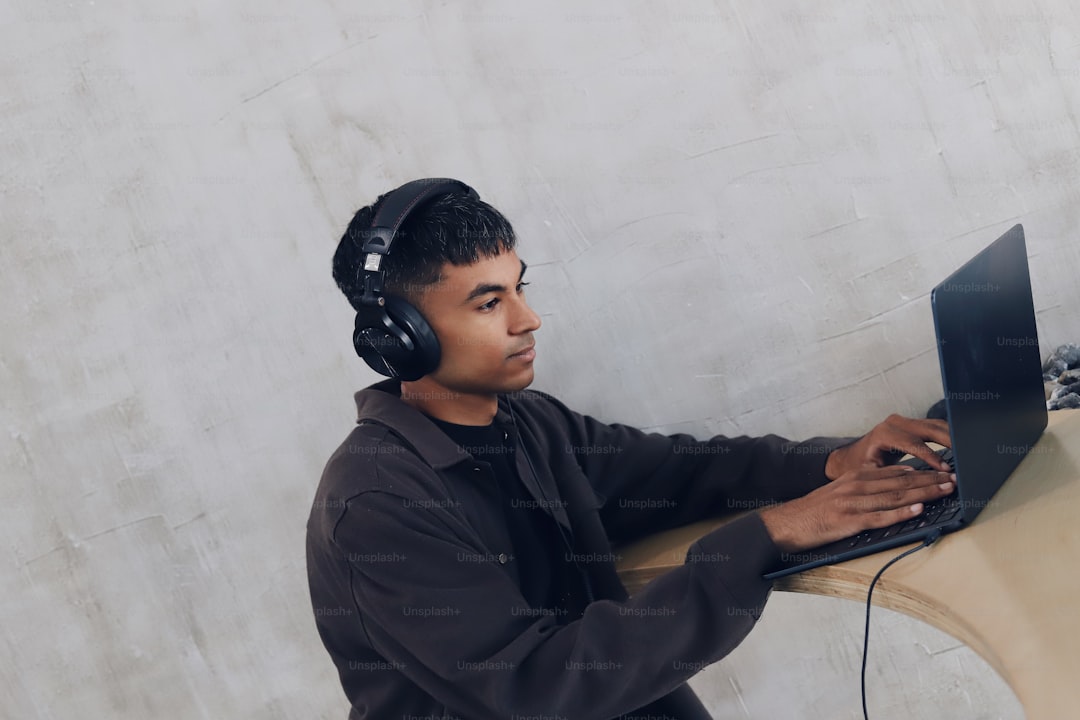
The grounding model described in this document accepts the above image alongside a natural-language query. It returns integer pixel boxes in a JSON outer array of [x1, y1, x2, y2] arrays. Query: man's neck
[[399, 377, 498, 426]]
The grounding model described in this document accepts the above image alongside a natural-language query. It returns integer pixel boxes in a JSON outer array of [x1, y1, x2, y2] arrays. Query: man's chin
[[483, 373, 534, 396], [506, 374, 534, 393], [423, 370, 534, 396]]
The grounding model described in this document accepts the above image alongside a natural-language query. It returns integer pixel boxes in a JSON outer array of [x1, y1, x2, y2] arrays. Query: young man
[[306, 183, 955, 720]]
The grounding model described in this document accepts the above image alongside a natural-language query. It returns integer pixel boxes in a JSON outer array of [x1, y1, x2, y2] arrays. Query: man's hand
[[759, 465, 956, 552], [824, 414, 952, 480]]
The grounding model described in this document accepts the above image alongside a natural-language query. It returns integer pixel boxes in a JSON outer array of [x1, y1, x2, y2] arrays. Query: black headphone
[[350, 177, 479, 381]]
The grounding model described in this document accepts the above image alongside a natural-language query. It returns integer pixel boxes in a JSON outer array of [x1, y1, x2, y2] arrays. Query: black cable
[[861, 529, 942, 720]]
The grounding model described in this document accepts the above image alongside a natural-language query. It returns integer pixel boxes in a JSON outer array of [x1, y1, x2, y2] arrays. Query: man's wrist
[[758, 506, 798, 553]]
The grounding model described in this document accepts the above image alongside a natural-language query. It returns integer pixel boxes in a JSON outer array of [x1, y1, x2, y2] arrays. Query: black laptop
[[764, 224, 1048, 580]]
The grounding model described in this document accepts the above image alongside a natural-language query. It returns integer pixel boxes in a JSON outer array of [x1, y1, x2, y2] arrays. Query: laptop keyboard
[[841, 447, 959, 549]]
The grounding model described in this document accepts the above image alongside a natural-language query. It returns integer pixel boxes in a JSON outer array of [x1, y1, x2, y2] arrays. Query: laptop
[[763, 224, 1048, 580]]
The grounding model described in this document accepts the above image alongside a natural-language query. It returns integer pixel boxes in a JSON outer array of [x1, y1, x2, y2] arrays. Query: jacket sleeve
[[538, 392, 857, 546], [340, 479, 783, 720]]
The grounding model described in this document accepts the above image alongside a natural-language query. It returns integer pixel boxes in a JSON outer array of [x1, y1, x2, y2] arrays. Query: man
[[306, 183, 955, 720]]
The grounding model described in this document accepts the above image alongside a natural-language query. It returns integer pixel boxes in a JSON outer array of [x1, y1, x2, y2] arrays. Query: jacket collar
[[354, 378, 515, 470]]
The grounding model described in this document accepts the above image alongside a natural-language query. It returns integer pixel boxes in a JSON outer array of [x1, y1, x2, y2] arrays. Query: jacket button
[[497, 553, 508, 564], [473, 466, 481, 472], [503, 431, 509, 440]]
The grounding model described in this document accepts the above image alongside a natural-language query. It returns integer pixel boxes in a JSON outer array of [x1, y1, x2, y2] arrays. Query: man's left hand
[[825, 414, 952, 480]]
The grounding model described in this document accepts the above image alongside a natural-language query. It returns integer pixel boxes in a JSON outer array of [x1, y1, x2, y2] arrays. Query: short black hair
[[332, 190, 517, 311]]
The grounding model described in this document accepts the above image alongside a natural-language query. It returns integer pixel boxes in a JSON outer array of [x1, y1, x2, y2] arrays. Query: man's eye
[[517, 281, 530, 292], [480, 299, 498, 311]]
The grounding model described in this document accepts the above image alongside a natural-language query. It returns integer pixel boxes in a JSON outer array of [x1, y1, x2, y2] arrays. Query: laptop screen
[[931, 223, 1048, 521]]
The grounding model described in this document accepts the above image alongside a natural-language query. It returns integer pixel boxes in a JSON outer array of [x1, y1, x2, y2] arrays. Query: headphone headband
[[356, 178, 478, 307]]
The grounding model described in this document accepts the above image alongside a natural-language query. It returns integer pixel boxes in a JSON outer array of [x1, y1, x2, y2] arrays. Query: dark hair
[[332, 190, 516, 311]]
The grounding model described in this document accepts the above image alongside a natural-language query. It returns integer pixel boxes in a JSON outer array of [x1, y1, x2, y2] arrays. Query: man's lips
[[508, 343, 536, 359]]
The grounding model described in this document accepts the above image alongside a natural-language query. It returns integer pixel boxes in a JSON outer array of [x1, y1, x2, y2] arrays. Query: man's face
[[415, 248, 541, 395]]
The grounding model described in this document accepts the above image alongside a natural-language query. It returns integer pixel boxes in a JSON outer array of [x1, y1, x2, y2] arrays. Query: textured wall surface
[[4, 0, 1077, 717]]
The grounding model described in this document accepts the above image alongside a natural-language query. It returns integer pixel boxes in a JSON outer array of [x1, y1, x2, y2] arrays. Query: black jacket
[[306, 379, 851, 719]]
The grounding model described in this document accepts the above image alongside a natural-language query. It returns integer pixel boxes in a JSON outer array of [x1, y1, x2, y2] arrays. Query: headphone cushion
[[383, 295, 441, 377], [353, 297, 440, 380]]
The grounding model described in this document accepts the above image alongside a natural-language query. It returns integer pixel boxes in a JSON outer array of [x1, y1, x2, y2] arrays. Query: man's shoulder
[[321, 419, 431, 493], [307, 419, 441, 543], [312, 422, 429, 517]]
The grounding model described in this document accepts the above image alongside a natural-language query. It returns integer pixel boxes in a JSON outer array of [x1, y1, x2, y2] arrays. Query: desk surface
[[615, 408, 1080, 720]]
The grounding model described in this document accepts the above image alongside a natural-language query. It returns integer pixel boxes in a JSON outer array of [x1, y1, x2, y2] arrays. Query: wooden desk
[[615, 408, 1080, 720]]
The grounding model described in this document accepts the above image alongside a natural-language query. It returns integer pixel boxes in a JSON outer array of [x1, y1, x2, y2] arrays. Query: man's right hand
[[758, 466, 956, 553]]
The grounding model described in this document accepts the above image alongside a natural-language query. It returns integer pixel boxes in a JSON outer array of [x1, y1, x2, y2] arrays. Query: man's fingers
[[879, 419, 952, 470], [870, 468, 954, 492], [896, 439, 952, 471], [845, 465, 947, 484], [923, 418, 952, 446], [833, 468, 954, 511], [868, 416, 953, 470], [828, 415, 952, 480], [894, 417, 952, 452], [889, 415, 950, 444], [851, 464, 923, 481], [864, 504, 926, 529], [845, 471, 955, 513]]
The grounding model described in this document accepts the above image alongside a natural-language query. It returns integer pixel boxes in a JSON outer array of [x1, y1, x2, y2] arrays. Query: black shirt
[[423, 412, 589, 623]]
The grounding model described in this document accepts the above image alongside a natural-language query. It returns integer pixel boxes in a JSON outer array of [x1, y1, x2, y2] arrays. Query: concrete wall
[[4, 0, 1076, 716]]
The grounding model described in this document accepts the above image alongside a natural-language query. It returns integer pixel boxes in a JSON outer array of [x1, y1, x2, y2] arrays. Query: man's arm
[[535, 392, 855, 545], [339, 485, 780, 720]]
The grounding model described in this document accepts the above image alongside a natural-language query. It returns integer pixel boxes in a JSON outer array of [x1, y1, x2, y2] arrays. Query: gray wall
[[4, 0, 1075, 717]]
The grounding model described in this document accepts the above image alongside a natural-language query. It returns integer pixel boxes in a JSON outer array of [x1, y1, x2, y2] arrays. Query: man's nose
[[512, 296, 541, 333]]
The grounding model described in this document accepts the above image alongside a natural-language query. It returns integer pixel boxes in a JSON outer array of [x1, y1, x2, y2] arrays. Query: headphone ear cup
[[353, 306, 403, 378], [382, 295, 441, 380], [352, 298, 441, 381]]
